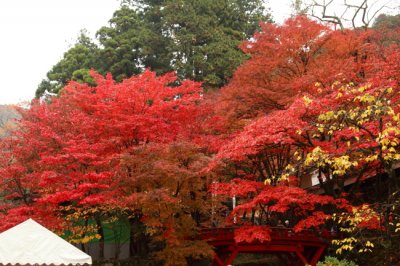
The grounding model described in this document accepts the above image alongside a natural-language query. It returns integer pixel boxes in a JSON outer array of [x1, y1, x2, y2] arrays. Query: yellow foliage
[[331, 205, 380, 255], [305, 147, 358, 176], [303, 96, 313, 106]]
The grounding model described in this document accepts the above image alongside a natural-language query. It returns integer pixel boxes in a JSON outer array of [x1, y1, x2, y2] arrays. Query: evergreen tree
[[36, 0, 271, 97], [37, 31, 101, 96]]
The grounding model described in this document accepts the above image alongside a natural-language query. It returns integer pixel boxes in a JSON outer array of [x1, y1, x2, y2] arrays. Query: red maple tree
[[0, 70, 214, 263]]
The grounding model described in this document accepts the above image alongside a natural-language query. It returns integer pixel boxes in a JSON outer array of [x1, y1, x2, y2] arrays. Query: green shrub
[[317, 256, 357, 266]]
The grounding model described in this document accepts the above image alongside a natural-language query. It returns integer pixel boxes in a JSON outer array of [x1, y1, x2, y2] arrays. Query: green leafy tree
[[36, 0, 271, 97], [96, 6, 173, 81], [373, 13, 400, 29], [161, 0, 269, 88], [37, 31, 101, 96]]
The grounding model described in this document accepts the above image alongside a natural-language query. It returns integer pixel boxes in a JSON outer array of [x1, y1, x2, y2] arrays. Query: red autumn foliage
[[1, 15, 399, 264], [211, 180, 352, 233], [234, 225, 271, 243], [217, 16, 389, 128], [209, 17, 400, 251], [0, 70, 215, 263]]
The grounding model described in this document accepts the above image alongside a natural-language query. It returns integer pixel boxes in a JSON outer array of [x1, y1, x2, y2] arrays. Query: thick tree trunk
[[129, 216, 149, 258], [95, 216, 105, 260]]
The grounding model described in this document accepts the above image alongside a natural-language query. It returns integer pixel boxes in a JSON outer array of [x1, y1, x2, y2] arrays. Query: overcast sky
[[0, 0, 291, 105]]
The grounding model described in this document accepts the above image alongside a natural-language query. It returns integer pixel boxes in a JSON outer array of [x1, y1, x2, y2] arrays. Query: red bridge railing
[[199, 226, 335, 266]]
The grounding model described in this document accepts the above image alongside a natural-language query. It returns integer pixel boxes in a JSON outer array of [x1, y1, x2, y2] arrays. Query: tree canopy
[[36, 0, 271, 98], [211, 15, 400, 264], [2, 70, 217, 264]]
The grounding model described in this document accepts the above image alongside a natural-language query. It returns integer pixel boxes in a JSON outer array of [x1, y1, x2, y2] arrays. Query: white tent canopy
[[0, 218, 92, 266]]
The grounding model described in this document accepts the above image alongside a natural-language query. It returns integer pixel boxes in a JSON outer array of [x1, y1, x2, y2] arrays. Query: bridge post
[[310, 244, 327, 265], [295, 250, 309, 265], [212, 247, 238, 266]]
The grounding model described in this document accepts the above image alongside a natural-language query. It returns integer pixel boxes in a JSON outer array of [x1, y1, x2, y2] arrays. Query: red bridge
[[200, 227, 334, 266]]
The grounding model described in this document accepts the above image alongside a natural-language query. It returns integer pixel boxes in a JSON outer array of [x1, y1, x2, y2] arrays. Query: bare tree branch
[[307, 0, 396, 30], [309, 0, 345, 30]]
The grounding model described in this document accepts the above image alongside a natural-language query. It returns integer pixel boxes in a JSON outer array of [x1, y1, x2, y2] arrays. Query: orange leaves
[[0, 70, 210, 241], [218, 17, 367, 125], [205, 16, 400, 257], [214, 97, 309, 163]]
